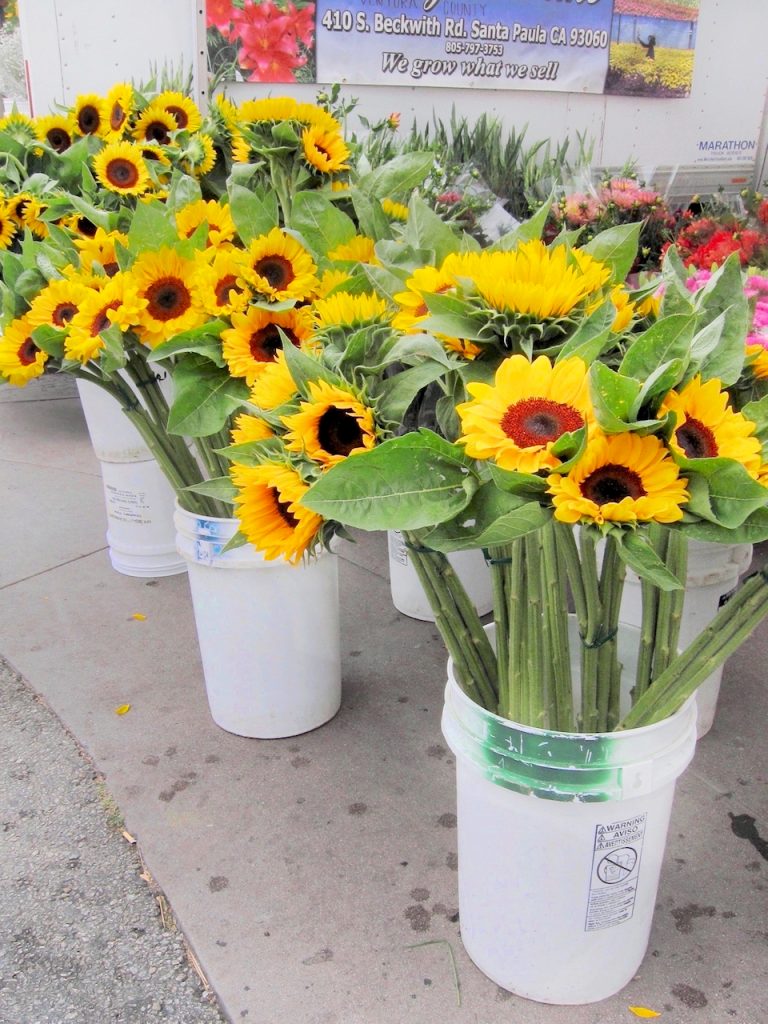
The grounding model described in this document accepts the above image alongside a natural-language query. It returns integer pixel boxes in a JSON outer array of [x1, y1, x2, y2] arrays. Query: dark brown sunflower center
[[17, 336, 39, 365], [145, 278, 191, 321], [78, 106, 101, 134], [145, 121, 171, 145], [581, 464, 646, 505], [103, 260, 119, 278], [165, 105, 188, 129], [110, 102, 125, 132], [52, 302, 78, 327], [675, 417, 718, 459], [254, 255, 295, 290], [249, 325, 299, 361], [275, 495, 299, 529], [106, 158, 139, 189], [214, 274, 242, 307], [77, 217, 97, 237], [91, 301, 120, 336], [47, 128, 71, 152], [318, 407, 363, 457], [500, 398, 584, 449]]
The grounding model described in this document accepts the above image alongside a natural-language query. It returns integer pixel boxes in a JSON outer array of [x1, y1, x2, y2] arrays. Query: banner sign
[[316, 0, 613, 92], [205, 0, 698, 97]]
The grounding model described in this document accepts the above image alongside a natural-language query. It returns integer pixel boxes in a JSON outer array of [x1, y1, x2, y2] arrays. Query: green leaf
[[742, 394, 768, 445], [556, 301, 616, 363], [582, 222, 642, 283], [402, 193, 461, 265], [228, 183, 279, 244], [356, 152, 435, 200], [616, 530, 684, 591], [166, 171, 202, 212], [698, 304, 748, 386], [148, 321, 226, 366], [376, 361, 453, 426], [219, 437, 286, 466], [589, 362, 643, 431], [423, 482, 549, 551], [488, 463, 548, 497], [167, 357, 249, 436], [289, 190, 356, 257], [680, 459, 768, 528], [183, 476, 237, 501], [302, 429, 477, 530], [619, 314, 694, 383], [362, 263, 409, 303], [281, 339, 343, 398], [30, 324, 64, 359], [349, 189, 393, 242], [13, 267, 46, 301], [98, 323, 128, 375], [680, 506, 768, 544], [127, 201, 179, 252]]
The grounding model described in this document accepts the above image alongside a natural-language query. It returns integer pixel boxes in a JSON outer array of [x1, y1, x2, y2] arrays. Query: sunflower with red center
[[221, 306, 315, 385], [197, 248, 251, 317], [547, 432, 689, 526], [93, 141, 150, 196], [456, 355, 594, 473], [658, 375, 763, 478], [281, 380, 377, 468], [301, 126, 350, 174], [242, 228, 319, 302], [175, 199, 236, 248], [35, 114, 75, 153], [231, 461, 324, 564], [73, 93, 108, 137], [129, 248, 206, 348], [0, 315, 48, 386], [104, 83, 134, 139], [27, 278, 90, 331]]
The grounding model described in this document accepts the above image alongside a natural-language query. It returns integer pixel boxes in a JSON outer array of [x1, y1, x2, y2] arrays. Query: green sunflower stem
[[523, 531, 546, 727], [505, 539, 526, 722], [578, 528, 603, 732], [487, 545, 510, 716], [618, 568, 768, 729], [596, 533, 626, 731], [403, 532, 497, 712], [542, 521, 575, 732], [652, 528, 688, 679]]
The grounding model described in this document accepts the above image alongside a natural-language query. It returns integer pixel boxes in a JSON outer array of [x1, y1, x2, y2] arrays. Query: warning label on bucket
[[585, 813, 646, 931]]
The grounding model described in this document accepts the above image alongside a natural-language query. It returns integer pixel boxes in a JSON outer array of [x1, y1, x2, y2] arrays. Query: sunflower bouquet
[[222, 203, 768, 734]]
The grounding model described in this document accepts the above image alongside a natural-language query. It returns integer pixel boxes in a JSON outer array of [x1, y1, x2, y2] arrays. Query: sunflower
[[73, 93, 108, 137], [608, 285, 635, 333], [392, 264, 456, 331], [469, 241, 610, 320], [131, 105, 177, 146], [658, 375, 763, 477], [175, 199, 236, 248], [327, 235, 378, 265], [281, 380, 377, 467], [317, 268, 352, 297], [301, 126, 350, 174], [65, 276, 143, 363], [93, 141, 150, 196], [313, 291, 389, 331], [104, 82, 134, 138], [230, 413, 274, 444], [181, 133, 216, 176], [457, 355, 594, 473], [35, 114, 75, 153], [746, 342, 768, 380], [0, 315, 48, 385], [231, 461, 323, 564], [237, 96, 299, 124], [441, 336, 483, 360], [155, 91, 202, 133], [7, 193, 48, 238], [0, 201, 17, 250], [196, 247, 251, 316], [221, 306, 315, 384], [294, 102, 341, 133], [242, 228, 319, 302], [75, 227, 128, 277], [0, 111, 36, 141], [381, 197, 409, 222], [250, 351, 300, 410], [129, 248, 206, 347], [27, 278, 90, 330], [230, 131, 252, 164], [547, 432, 689, 525]]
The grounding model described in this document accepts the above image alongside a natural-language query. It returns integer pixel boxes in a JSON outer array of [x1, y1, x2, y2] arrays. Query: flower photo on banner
[[206, 0, 317, 85]]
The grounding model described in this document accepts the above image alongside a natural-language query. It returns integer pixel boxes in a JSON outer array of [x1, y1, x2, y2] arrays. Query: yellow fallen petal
[[115, 703, 132, 715], [629, 1008, 661, 1019], [131, 612, 147, 621]]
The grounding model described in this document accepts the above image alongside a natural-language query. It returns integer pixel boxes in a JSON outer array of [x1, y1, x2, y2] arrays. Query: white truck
[[16, 0, 768, 204]]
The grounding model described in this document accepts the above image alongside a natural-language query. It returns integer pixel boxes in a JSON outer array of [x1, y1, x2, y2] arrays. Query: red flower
[[758, 199, 768, 226], [206, 0, 233, 33], [285, 1, 315, 47]]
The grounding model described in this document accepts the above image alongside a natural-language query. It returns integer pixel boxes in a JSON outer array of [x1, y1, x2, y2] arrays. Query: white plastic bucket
[[77, 374, 173, 462], [441, 619, 697, 1005], [387, 530, 493, 621], [174, 506, 342, 738], [620, 540, 753, 737], [100, 459, 187, 577]]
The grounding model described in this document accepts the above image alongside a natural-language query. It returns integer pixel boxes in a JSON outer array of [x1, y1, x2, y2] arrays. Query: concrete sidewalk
[[2, 392, 767, 1024]]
